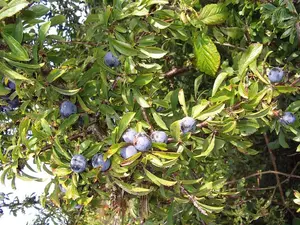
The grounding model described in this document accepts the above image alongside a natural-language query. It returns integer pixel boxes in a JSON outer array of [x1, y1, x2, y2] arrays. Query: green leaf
[[120, 152, 142, 166], [116, 112, 136, 142], [0, 62, 27, 81], [275, 86, 298, 93], [238, 43, 263, 78], [193, 34, 220, 76], [196, 103, 225, 120], [149, 17, 171, 29], [109, 38, 138, 56], [106, 143, 127, 158], [212, 72, 228, 97], [170, 120, 181, 141], [178, 89, 188, 116], [53, 139, 71, 160], [41, 118, 52, 136], [114, 179, 152, 196], [195, 134, 215, 157], [133, 74, 153, 86], [2, 32, 29, 61], [39, 21, 51, 45], [192, 99, 210, 118], [245, 107, 270, 119], [152, 152, 180, 159], [47, 69, 67, 83], [286, 100, 300, 112], [279, 130, 289, 148], [0, 84, 11, 95], [4, 58, 44, 70], [50, 15, 66, 26], [151, 109, 168, 130], [132, 89, 151, 108], [52, 167, 72, 176], [51, 85, 81, 96], [59, 114, 79, 133], [138, 46, 168, 59], [198, 4, 228, 25], [144, 168, 177, 187], [0, 0, 28, 22]]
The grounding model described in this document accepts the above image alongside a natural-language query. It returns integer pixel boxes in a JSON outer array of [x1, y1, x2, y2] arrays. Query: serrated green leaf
[[198, 4, 228, 25], [212, 72, 228, 97], [109, 38, 138, 56], [0, 0, 28, 22], [2, 32, 29, 61], [151, 109, 168, 130], [196, 103, 225, 121], [194, 34, 220, 76]]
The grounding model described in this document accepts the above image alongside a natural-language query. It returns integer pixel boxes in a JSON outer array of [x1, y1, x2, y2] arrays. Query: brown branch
[[213, 41, 246, 51], [164, 67, 191, 78], [180, 185, 208, 216], [141, 107, 153, 133], [296, 22, 300, 49], [52, 39, 103, 47], [39, 132, 85, 153], [263, 134, 286, 206], [226, 170, 300, 185]]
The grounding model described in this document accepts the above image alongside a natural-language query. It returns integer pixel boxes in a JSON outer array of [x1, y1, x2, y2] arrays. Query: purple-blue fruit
[[0, 106, 11, 113], [267, 67, 284, 83], [8, 97, 20, 109], [75, 205, 83, 209], [70, 154, 87, 173], [59, 184, 66, 193], [92, 153, 111, 172], [104, 52, 120, 67], [2, 77, 15, 91], [133, 133, 152, 152], [180, 117, 197, 134], [151, 131, 168, 143], [0, 208, 3, 214], [60, 101, 77, 118], [120, 145, 138, 159], [122, 128, 137, 143], [279, 112, 296, 125]]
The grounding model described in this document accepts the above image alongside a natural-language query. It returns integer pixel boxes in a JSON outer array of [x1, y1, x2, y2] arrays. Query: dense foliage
[[1, 0, 300, 224]]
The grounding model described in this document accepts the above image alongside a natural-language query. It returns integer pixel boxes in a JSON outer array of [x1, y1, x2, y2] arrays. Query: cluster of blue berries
[[69, 116, 197, 173], [267, 67, 297, 125], [0, 77, 20, 112]]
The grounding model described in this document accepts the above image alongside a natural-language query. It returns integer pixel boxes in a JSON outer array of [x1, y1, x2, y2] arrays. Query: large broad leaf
[[193, 34, 220, 76], [198, 4, 228, 25], [238, 43, 263, 78], [0, 0, 28, 22]]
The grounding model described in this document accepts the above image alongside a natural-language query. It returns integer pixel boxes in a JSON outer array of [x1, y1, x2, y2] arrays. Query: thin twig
[[226, 170, 300, 185], [263, 134, 286, 207], [141, 107, 153, 133], [164, 67, 191, 78], [180, 185, 208, 216], [213, 41, 246, 51]]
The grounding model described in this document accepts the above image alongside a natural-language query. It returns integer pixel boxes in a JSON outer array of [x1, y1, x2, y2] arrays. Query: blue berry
[[70, 154, 87, 173], [8, 97, 20, 109], [2, 77, 15, 91], [0, 208, 3, 214], [92, 153, 111, 171], [267, 67, 284, 83], [60, 101, 77, 118], [0, 106, 11, 113], [122, 128, 137, 143], [133, 133, 152, 152], [180, 117, 197, 134], [120, 145, 138, 159], [151, 131, 168, 143], [279, 112, 296, 125], [104, 52, 120, 68]]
